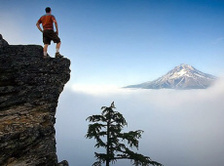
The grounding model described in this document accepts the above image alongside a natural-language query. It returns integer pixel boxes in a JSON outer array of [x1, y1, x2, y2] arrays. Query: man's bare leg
[[55, 42, 63, 58], [43, 44, 49, 57], [56, 42, 61, 53]]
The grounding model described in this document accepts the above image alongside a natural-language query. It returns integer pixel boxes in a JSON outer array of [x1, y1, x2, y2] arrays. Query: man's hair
[[45, 7, 51, 13]]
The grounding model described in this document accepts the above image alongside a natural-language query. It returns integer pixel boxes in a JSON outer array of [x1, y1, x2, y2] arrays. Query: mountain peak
[[176, 63, 194, 70], [126, 64, 217, 89]]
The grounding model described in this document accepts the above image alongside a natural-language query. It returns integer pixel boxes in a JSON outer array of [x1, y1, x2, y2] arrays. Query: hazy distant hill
[[125, 64, 217, 89]]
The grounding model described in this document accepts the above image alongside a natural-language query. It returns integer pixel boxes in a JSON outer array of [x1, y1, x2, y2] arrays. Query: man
[[36, 7, 63, 58]]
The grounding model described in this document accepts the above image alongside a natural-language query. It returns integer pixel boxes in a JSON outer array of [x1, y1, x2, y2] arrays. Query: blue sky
[[1, 0, 224, 86]]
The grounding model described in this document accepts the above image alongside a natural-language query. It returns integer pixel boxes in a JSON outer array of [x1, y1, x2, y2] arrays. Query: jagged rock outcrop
[[0, 39, 70, 166], [58, 160, 69, 166], [0, 34, 9, 48]]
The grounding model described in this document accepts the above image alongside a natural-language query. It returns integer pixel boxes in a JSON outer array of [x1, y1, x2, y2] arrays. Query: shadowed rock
[[0, 34, 9, 48], [58, 160, 69, 166], [0, 41, 70, 166]]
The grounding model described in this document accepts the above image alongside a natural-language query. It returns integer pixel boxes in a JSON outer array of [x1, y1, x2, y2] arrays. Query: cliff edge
[[0, 36, 70, 166]]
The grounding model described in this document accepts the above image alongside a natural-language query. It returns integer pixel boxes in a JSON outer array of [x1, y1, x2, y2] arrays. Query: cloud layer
[[56, 79, 224, 166]]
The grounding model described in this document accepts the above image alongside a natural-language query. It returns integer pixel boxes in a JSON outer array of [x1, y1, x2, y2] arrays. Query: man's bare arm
[[36, 22, 43, 32], [53, 19, 59, 35]]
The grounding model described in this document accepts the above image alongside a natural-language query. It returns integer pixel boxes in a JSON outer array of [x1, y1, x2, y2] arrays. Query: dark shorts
[[43, 30, 61, 45]]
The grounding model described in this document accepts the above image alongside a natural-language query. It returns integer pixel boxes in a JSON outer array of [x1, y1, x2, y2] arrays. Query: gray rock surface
[[0, 43, 70, 165], [0, 34, 9, 48], [58, 160, 69, 166]]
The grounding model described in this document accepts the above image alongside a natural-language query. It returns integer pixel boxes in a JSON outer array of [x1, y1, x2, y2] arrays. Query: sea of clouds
[[55, 79, 224, 166]]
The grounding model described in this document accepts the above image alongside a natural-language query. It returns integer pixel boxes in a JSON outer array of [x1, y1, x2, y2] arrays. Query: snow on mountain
[[126, 64, 217, 89]]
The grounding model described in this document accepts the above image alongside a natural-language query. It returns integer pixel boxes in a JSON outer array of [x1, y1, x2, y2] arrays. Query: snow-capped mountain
[[126, 64, 217, 89]]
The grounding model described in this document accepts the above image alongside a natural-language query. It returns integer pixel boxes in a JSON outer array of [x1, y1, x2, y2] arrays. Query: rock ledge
[[0, 41, 70, 166]]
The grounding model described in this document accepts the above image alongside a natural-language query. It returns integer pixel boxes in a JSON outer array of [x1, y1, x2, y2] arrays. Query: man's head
[[45, 7, 51, 13]]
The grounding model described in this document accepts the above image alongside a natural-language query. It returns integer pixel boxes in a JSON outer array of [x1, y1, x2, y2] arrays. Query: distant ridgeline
[[125, 64, 217, 90], [0, 35, 70, 166]]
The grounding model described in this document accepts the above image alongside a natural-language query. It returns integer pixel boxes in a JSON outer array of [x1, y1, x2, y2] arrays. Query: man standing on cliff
[[36, 7, 63, 58]]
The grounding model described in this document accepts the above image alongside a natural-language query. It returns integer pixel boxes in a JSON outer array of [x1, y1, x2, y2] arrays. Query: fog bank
[[56, 79, 224, 166]]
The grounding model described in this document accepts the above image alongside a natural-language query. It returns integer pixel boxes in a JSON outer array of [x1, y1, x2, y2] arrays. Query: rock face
[[0, 34, 9, 48], [0, 42, 70, 165]]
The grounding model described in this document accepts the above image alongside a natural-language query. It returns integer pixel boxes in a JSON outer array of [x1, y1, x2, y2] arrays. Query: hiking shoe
[[55, 52, 63, 58], [43, 53, 50, 58]]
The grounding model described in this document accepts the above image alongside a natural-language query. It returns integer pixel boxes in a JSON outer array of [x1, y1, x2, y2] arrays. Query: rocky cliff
[[0, 36, 70, 166]]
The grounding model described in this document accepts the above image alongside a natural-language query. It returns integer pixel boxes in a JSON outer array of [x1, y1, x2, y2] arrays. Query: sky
[[1, 0, 224, 87], [1, 0, 224, 166]]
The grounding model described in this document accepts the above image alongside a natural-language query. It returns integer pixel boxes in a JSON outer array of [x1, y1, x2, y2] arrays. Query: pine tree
[[86, 102, 163, 166]]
